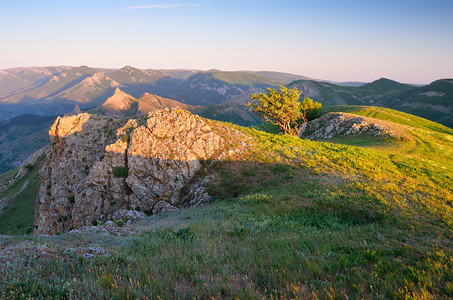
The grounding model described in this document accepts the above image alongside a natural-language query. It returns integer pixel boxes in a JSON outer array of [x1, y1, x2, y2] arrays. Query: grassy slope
[[192, 101, 262, 127], [0, 107, 452, 298], [0, 114, 55, 172], [0, 127, 50, 173], [211, 71, 287, 87], [290, 79, 453, 128], [0, 155, 44, 235], [322, 105, 453, 134]]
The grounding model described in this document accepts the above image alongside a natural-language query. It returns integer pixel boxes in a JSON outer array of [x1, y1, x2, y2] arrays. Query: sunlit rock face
[[35, 108, 248, 235]]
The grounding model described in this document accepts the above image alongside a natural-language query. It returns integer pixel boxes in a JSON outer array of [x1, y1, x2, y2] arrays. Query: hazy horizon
[[0, 64, 437, 85], [1, 0, 452, 84]]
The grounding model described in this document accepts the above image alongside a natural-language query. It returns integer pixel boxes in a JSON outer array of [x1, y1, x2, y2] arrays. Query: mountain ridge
[[0, 65, 452, 129]]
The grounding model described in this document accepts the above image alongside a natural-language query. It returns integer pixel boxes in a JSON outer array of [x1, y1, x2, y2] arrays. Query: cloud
[[123, 3, 199, 10]]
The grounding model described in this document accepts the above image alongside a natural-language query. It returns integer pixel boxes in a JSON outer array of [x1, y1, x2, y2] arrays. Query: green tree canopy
[[247, 86, 322, 136], [300, 97, 322, 121]]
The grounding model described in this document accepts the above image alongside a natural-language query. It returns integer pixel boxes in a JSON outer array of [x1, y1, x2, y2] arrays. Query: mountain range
[[1, 65, 452, 128], [0, 66, 305, 121], [0, 65, 452, 172]]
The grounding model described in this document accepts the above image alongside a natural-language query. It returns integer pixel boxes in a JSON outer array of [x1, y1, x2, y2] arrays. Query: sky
[[0, 0, 452, 84]]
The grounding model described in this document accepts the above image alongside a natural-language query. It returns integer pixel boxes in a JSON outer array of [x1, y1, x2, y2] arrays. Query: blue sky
[[0, 0, 452, 84]]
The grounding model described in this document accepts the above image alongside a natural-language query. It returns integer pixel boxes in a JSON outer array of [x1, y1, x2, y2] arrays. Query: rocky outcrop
[[299, 112, 411, 140], [35, 108, 248, 235], [14, 146, 49, 179]]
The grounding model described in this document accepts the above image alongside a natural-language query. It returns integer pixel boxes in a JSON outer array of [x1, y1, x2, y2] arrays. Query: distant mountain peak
[[119, 65, 139, 73], [362, 77, 409, 92], [101, 88, 136, 111], [111, 87, 133, 98], [373, 77, 396, 83], [65, 104, 82, 116]]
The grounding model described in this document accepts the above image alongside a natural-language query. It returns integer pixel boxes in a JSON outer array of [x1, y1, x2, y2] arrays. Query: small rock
[[85, 247, 107, 255], [153, 201, 178, 215], [83, 253, 95, 259], [110, 209, 146, 221]]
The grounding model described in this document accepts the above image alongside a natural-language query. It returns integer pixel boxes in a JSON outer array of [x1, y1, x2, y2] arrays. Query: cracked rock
[[35, 108, 248, 235]]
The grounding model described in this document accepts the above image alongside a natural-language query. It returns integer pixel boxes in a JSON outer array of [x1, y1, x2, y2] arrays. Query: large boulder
[[299, 112, 411, 141], [35, 108, 248, 234]]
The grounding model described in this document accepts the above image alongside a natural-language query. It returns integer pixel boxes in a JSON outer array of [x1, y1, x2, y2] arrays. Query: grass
[[322, 105, 453, 135], [0, 106, 452, 298], [0, 156, 44, 235], [113, 166, 128, 178], [0, 167, 17, 181]]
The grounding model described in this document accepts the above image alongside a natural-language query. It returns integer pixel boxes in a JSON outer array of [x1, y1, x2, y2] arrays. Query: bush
[[173, 227, 195, 241], [67, 195, 75, 204], [121, 135, 129, 143], [113, 166, 128, 178], [113, 219, 125, 227], [240, 193, 272, 204]]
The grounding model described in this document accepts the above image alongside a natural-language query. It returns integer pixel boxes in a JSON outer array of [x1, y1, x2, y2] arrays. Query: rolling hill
[[290, 78, 453, 127], [0, 106, 451, 298]]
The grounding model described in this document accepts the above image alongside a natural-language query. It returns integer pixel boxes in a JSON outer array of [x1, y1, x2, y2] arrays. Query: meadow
[[0, 106, 452, 299]]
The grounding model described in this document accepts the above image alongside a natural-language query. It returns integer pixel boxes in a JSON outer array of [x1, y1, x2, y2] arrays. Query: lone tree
[[247, 86, 321, 136]]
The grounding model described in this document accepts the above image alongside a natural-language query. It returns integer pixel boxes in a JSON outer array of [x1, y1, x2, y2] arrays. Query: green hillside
[[404, 79, 453, 105], [192, 100, 262, 126], [211, 71, 287, 87], [0, 154, 44, 235], [323, 105, 453, 135], [357, 78, 412, 93], [394, 79, 453, 128], [0, 114, 55, 172], [254, 71, 310, 83], [289, 79, 453, 128], [311, 107, 453, 182], [0, 107, 452, 298]]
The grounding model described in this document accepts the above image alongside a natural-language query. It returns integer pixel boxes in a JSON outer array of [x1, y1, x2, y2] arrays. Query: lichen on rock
[[35, 108, 248, 235]]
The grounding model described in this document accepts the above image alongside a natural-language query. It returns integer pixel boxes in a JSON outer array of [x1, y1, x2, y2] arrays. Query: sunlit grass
[[1, 106, 452, 298]]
